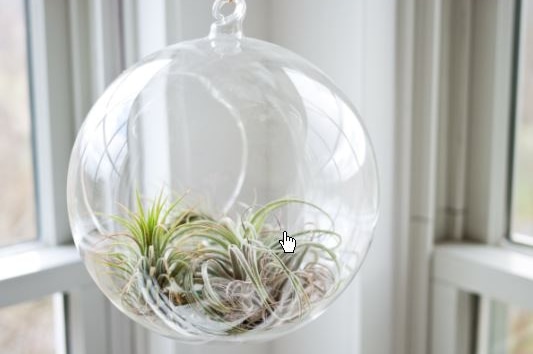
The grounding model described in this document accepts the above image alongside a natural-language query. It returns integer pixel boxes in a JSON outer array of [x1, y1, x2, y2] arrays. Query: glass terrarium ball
[[67, 0, 379, 343]]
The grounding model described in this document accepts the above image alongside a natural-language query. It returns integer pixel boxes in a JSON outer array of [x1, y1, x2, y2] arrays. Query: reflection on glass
[[512, 2, 533, 243], [0, 0, 37, 246], [490, 302, 533, 354], [0, 297, 56, 354]]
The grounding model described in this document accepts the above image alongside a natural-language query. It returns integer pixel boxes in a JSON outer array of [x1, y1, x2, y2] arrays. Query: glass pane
[[0, 0, 37, 246], [0, 297, 56, 354], [489, 301, 533, 354]]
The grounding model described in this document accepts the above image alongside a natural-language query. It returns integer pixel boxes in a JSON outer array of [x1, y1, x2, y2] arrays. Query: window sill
[[0, 245, 91, 307], [433, 243, 533, 309]]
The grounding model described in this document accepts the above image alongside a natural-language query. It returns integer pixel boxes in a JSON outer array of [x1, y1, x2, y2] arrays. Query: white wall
[[356, 2, 397, 353], [268, 1, 397, 354], [135, 1, 398, 353]]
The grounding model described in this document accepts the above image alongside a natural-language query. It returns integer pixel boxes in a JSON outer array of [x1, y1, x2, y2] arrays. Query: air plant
[[101, 192, 341, 336]]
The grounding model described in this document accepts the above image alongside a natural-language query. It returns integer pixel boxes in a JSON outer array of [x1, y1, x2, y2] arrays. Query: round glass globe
[[67, 0, 379, 343]]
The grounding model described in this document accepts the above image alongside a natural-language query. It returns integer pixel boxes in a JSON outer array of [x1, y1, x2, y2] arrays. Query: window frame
[[396, 0, 533, 353], [0, 1, 134, 353]]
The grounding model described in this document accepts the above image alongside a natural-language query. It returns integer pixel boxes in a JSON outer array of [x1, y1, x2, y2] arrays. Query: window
[[0, 0, 36, 247], [0, 1, 131, 353], [485, 0, 533, 352], [489, 301, 533, 354], [0, 2, 57, 352], [0, 297, 56, 354], [398, 0, 533, 354]]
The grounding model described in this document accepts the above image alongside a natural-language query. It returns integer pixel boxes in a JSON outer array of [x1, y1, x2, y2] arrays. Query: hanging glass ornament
[[67, 0, 379, 343]]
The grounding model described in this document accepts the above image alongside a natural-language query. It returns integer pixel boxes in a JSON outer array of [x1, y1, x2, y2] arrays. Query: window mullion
[[439, 0, 473, 241], [430, 281, 476, 354], [54, 293, 68, 354], [399, 0, 445, 353], [66, 285, 111, 354], [27, 0, 75, 246], [465, 0, 516, 245], [88, 0, 123, 96]]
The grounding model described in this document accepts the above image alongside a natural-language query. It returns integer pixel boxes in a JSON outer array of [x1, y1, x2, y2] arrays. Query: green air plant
[[101, 193, 341, 336]]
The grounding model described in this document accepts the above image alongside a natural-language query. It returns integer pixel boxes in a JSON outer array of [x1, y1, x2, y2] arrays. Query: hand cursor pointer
[[279, 231, 296, 253]]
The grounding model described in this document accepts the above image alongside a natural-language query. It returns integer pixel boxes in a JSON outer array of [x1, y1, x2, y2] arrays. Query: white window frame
[[396, 0, 533, 353], [0, 1, 135, 353]]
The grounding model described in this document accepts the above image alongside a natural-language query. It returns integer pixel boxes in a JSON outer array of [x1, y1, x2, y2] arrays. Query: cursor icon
[[279, 231, 296, 253]]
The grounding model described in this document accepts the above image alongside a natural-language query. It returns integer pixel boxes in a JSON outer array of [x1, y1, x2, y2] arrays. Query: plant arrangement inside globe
[[101, 193, 341, 335]]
